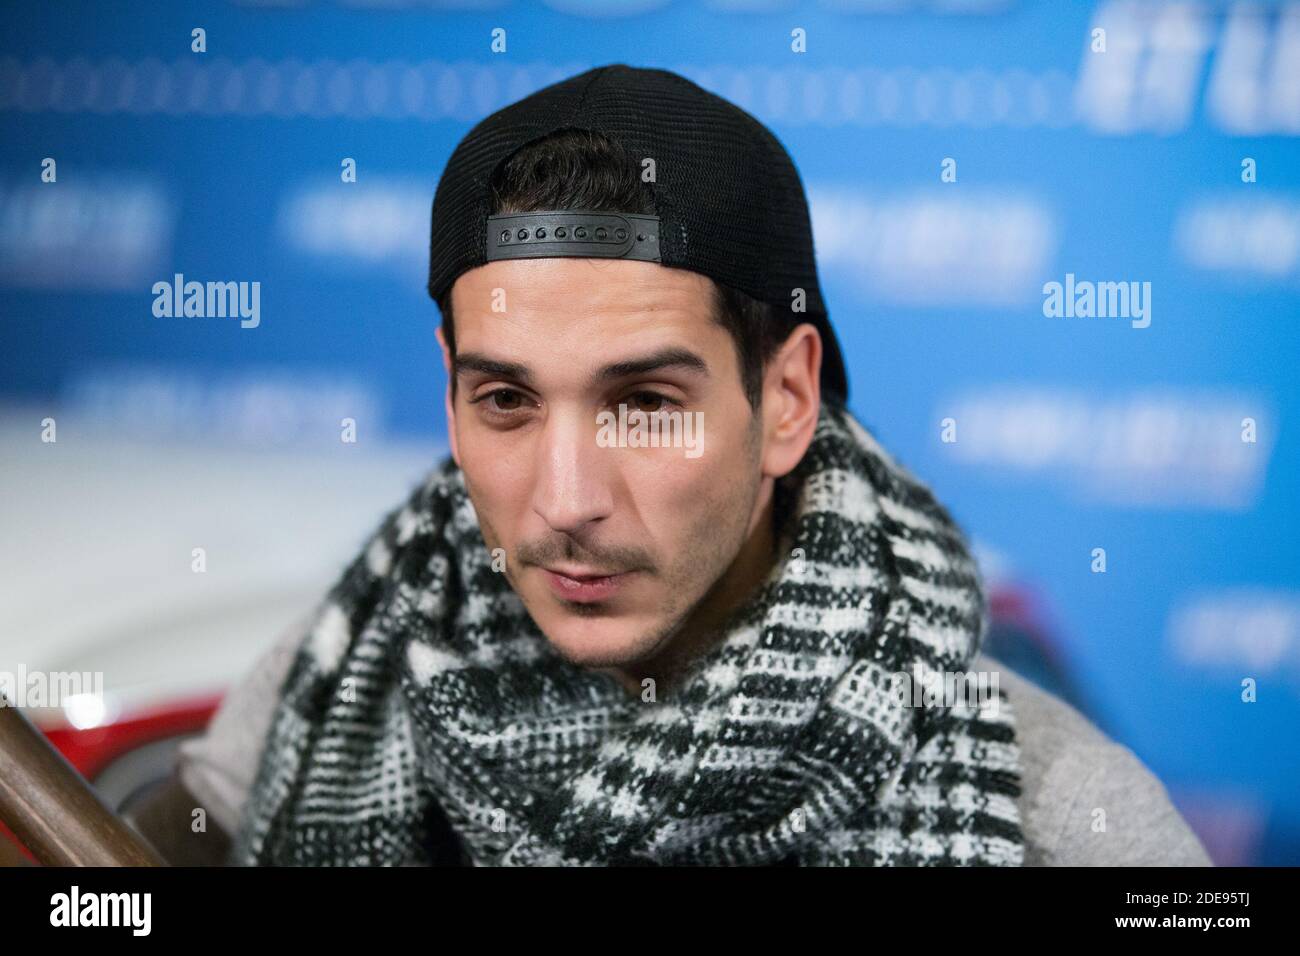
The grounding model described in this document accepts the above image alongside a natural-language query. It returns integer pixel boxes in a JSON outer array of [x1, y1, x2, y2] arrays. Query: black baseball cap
[[427, 63, 848, 403]]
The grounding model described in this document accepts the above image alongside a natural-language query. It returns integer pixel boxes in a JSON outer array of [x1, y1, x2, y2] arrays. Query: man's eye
[[491, 389, 523, 411], [474, 388, 528, 413], [626, 391, 673, 413]]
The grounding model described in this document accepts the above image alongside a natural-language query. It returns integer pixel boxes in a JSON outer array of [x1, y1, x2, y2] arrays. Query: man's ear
[[759, 323, 822, 481], [435, 324, 460, 468]]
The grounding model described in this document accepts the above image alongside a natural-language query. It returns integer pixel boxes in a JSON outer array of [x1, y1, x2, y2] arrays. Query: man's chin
[[530, 609, 665, 671], [542, 628, 650, 670]]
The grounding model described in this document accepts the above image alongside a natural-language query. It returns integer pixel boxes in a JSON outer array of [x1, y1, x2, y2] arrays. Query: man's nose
[[530, 409, 614, 535]]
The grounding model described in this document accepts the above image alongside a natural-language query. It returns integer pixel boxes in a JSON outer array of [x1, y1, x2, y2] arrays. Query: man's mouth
[[542, 566, 635, 604]]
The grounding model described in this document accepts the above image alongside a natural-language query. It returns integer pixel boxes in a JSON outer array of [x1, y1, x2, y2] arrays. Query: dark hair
[[436, 127, 800, 410]]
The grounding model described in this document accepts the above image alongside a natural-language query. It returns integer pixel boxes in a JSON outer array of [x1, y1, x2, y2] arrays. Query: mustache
[[515, 537, 653, 575]]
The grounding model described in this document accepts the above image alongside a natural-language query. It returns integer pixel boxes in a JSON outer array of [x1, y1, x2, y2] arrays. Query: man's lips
[[546, 564, 625, 580], [541, 566, 636, 603]]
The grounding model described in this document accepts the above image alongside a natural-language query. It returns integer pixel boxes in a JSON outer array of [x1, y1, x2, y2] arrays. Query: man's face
[[440, 258, 767, 670]]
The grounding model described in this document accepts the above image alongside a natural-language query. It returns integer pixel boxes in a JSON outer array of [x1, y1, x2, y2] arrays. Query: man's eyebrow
[[451, 347, 711, 388], [591, 347, 710, 386], [451, 353, 533, 384]]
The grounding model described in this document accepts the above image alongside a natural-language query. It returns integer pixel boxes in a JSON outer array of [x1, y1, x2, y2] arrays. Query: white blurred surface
[[0, 405, 444, 714]]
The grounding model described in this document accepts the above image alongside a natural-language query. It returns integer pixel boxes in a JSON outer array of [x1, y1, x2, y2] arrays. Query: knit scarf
[[231, 399, 1024, 866]]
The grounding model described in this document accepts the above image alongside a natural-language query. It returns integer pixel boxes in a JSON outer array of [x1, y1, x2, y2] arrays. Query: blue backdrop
[[2, 0, 1297, 864]]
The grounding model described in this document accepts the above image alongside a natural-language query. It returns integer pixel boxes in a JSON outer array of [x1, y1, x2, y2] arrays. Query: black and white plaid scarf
[[231, 399, 1024, 866]]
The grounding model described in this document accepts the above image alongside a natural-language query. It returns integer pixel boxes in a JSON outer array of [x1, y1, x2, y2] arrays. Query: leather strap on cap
[[485, 211, 661, 263]]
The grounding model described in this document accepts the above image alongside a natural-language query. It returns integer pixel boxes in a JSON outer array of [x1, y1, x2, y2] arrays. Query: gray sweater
[[179, 618, 1213, 866]]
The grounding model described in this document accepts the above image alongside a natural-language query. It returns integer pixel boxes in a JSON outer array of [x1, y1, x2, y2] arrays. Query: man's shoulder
[[973, 651, 1212, 867], [176, 613, 308, 838]]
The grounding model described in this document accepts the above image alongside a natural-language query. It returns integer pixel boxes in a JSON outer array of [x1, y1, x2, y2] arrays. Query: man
[[133, 64, 1210, 866]]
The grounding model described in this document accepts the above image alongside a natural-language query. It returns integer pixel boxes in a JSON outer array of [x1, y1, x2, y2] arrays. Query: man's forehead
[[450, 259, 728, 363], [448, 259, 733, 388], [450, 257, 715, 323]]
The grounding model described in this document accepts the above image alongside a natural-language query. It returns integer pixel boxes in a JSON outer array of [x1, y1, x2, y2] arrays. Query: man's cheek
[[459, 479, 499, 549]]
